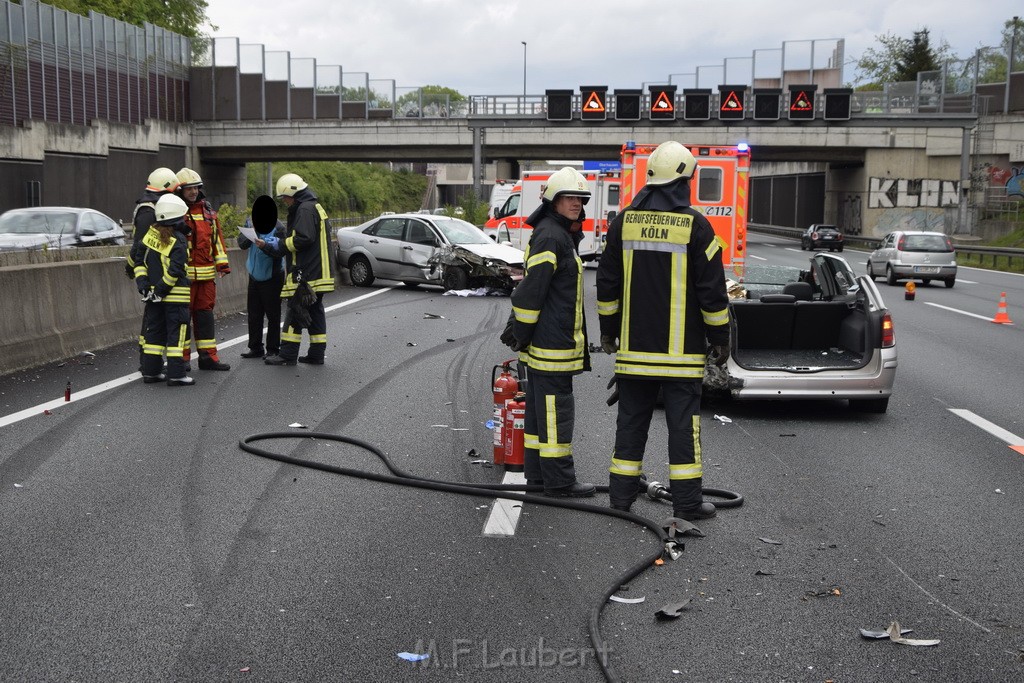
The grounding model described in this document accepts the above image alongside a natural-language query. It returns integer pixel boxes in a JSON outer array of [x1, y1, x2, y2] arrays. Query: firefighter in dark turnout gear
[[129, 167, 180, 372], [503, 167, 596, 498], [596, 141, 730, 521], [261, 173, 335, 366], [135, 194, 195, 386], [177, 167, 231, 371]]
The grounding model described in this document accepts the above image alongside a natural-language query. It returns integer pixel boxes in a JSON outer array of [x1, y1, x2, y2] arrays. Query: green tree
[[854, 27, 956, 89], [44, 0, 213, 38], [976, 16, 1024, 83]]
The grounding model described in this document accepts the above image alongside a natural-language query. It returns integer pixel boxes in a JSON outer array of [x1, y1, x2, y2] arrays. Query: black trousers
[[279, 292, 326, 361], [523, 370, 579, 490], [608, 378, 704, 515], [140, 302, 191, 379], [246, 274, 284, 354]]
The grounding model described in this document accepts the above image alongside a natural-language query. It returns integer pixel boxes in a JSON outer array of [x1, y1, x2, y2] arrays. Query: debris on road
[[288, 423, 307, 429], [397, 652, 430, 662], [860, 621, 940, 646], [655, 598, 693, 620], [758, 537, 783, 545], [609, 595, 646, 604]]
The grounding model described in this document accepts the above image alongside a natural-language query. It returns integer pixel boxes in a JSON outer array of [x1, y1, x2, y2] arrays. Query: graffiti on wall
[[838, 193, 863, 235], [868, 177, 960, 208], [874, 208, 954, 234]]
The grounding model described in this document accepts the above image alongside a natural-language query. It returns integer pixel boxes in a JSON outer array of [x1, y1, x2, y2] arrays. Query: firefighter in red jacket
[[176, 168, 231, 371], [596, 141, 731, 522]]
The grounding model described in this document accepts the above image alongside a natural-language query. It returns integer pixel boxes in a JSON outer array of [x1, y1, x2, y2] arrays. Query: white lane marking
[[925, 302, 1000, 322], [0, 288, 394, 429], [483, 470, 527, 536], [949, 409, 1024, 452], [747, 254, 767, 261]]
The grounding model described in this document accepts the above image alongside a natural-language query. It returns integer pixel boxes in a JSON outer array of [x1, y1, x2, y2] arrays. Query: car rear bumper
[[892, 264, 956, 279], [726, 349, 897, 401]]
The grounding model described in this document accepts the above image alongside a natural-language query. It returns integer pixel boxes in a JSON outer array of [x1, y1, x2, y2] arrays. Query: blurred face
[[554, 194, 583, 222], [280, 195, 295, 207], [181, 185, 200, 203]]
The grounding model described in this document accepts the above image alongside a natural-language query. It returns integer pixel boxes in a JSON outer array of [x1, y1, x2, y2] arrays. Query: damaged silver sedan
[[335, 213, 525, 292]]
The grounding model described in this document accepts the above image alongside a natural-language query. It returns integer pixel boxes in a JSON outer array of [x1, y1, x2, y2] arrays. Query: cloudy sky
[[204, 0, 1018, 95]]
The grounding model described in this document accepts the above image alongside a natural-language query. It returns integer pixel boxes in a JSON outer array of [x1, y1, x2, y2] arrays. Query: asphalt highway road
[[1, 235, 1022, 682]]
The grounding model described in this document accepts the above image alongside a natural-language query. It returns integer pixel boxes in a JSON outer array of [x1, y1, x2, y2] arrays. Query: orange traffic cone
[[992, 292, 1013, 325]]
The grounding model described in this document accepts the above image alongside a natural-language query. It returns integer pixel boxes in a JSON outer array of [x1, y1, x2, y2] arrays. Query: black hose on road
[[239, 431, 743, 683]]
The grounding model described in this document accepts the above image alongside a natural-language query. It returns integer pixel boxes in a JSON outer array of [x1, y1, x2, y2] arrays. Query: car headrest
[[782, 281, 814, 301], [760, 294, 797, 303]]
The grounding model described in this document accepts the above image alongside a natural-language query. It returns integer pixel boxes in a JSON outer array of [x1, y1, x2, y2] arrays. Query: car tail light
[[944, 237, 953, 251], [811, 232, 819, 240], [897, 236, 905, 250], [881, 312, 895, 348]]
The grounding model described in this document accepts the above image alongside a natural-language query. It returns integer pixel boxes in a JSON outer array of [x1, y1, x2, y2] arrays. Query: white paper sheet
[[239, 226, 258, 242]]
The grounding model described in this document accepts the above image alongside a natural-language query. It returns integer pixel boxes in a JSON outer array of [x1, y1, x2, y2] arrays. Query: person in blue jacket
[[237, 195, 286, 359]]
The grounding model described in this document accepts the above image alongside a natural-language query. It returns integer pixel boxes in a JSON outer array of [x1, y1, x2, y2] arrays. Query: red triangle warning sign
[[651, 90, 674, 112], [791, 91, 813, 111], [584, 91, 605, 112], [720, 90, 743, 111]]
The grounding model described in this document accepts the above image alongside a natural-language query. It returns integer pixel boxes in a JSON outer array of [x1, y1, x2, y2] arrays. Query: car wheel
[[800, 242, 807, 250], [837, 245, 844, 252], [828, 247, 835, 252], [442, 266, 469, 291], [945, 277, 956, 289], [921, 279, 931, 286], [349, 255, 375, 287], [885, 265, 897, 286], [866, 260, 876, 281], [850, 397, 889, 413]]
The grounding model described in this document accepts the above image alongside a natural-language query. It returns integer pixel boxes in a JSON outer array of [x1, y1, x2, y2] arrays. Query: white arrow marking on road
[[949, 409, 1024, 455], [483, 470, 527, 536]]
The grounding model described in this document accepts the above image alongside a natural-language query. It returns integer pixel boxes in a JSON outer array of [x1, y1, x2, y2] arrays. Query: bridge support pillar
[[472, 127, 484, 199], [197, 162, 248, 210]]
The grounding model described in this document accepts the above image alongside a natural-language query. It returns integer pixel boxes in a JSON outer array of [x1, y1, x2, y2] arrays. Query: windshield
[[741, 264, 804, 286], [436, 218, 492, 245], [0, 211, 77, 235]]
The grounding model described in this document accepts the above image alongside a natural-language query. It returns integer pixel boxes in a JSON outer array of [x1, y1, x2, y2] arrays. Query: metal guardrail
[[748, 223, 1024, 270]]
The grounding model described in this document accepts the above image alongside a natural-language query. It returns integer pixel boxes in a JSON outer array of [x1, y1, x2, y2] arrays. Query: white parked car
[[336, 213, 525, 292], [0, 207, 126, 252]]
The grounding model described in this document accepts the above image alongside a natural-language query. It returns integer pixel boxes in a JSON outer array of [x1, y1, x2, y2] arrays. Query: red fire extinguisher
[[491, 360, 519, 465], [503, 392, 526, 472]]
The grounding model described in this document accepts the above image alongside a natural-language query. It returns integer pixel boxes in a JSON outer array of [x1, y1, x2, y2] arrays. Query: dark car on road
[[800, 224, 844, 252]]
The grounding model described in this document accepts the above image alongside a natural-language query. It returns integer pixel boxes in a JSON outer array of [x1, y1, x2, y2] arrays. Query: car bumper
[[726, 349, 897, 401], [892, 264, 956, 279]]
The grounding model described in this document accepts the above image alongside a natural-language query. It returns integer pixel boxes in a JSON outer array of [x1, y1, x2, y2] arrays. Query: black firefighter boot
[[198, 350, 231, 371]]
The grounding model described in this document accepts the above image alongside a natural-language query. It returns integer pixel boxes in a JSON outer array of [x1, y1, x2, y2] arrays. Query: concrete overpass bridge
[[2, 0, 1022, 238]]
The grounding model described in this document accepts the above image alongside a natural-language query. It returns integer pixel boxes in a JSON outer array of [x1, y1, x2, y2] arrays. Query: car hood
[[453, 241, 524, 265]]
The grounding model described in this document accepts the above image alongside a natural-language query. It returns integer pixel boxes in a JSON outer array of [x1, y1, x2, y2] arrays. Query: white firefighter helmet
[[275, 173, 308, 198], [645, 141, 697, 185], [176, 167, 203, 188], [154, 194, 188, 223], [146, 167, 180, 192], [542, 167, 591, 205]]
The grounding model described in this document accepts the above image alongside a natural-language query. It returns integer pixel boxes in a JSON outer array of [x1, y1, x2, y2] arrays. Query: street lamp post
[[521, 41, 527, 100]]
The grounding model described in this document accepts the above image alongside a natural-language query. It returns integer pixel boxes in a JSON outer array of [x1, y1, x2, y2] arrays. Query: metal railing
[[749, 223, 1024, 270]]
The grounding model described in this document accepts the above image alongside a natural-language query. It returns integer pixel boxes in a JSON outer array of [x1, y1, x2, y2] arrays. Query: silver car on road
[[336, 213, 525, 292], [866, 230, 957, 288]]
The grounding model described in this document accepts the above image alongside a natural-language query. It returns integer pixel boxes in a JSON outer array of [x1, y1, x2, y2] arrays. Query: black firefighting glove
[[500, 315, 527, 352], [708, 344, 730, 366], [600, 335, 618, 354]]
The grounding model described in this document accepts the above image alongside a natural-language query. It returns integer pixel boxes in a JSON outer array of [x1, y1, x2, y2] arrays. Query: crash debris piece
[[759, 537, 783, 545], [423, 313, 445, 319], [609, 595, 646, 604], [655, 598, 693, 620], [288, 423, 307, 429], [397, 652, 430, 662], [713, 414, 732, 423], [860, 622, 939, 646]]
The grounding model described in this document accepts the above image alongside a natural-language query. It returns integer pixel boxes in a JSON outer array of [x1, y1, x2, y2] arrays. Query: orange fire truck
[[482, 169, 620, 261], [619, 141, 749, 278]]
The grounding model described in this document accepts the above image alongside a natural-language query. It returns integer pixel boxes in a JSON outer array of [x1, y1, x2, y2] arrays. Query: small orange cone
[[992, 292, 1013, 324]]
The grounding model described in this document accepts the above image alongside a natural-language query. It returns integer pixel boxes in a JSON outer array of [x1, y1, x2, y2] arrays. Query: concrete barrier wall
[[0, 249, 250, 375]]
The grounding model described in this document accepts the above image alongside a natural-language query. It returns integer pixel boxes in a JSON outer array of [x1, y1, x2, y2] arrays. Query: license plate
[[914, 266, 939, 274]]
